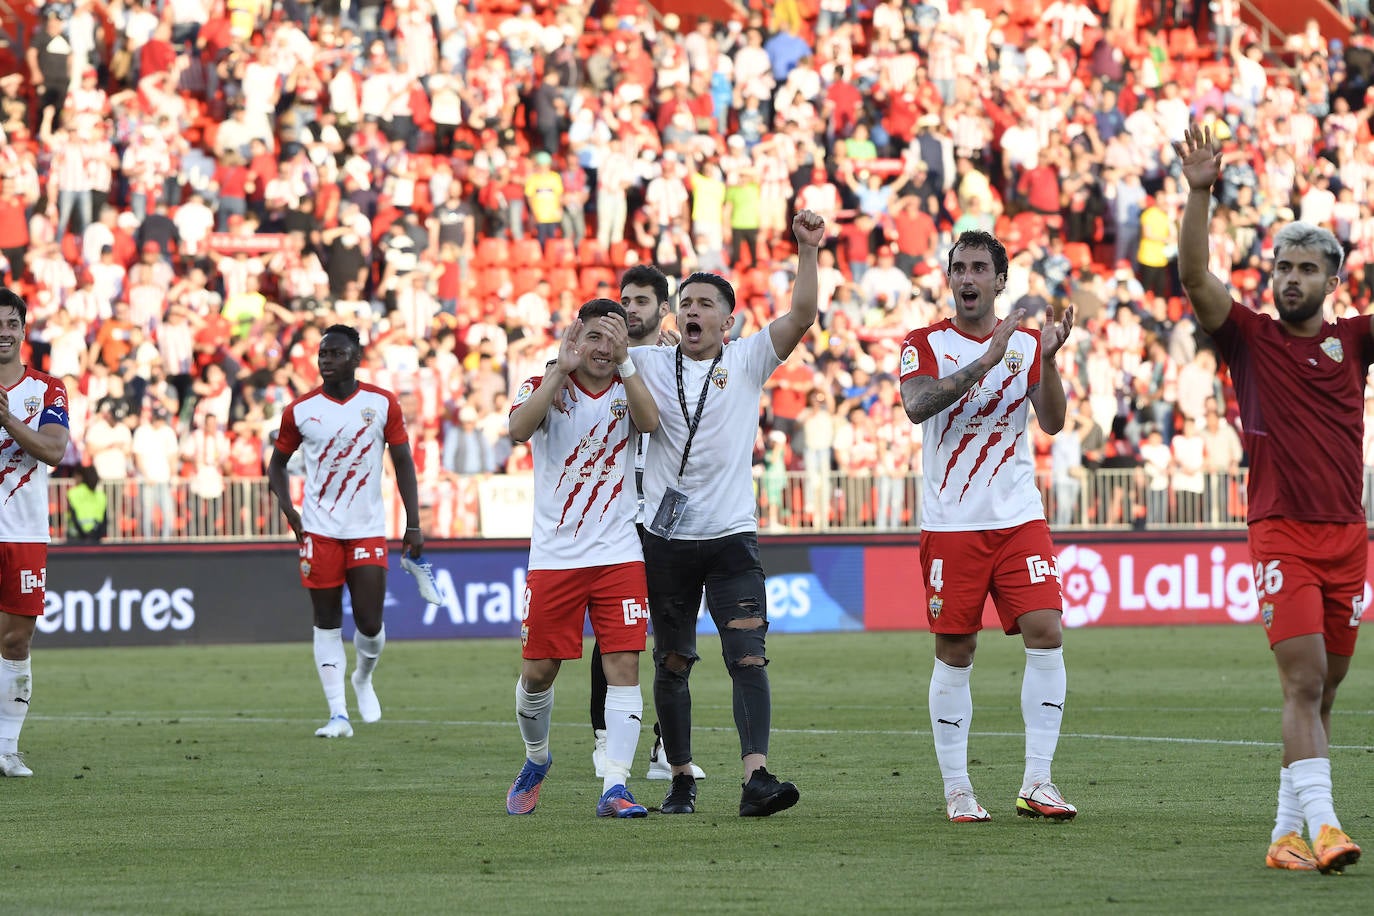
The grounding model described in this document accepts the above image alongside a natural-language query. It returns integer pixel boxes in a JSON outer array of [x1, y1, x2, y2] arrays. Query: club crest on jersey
[[610, 397, 628, 420], [1320, 337, 1344, 363], [1260, 602, 1274, 629], [24, 396, 40, 414], [360, 407, 377, 426], [710, 365, 729, 389], [901, 344, 918, 375], [514, 379, 536, 406], [1003, 349, 1024, 374], [928, 594, 943, 620]]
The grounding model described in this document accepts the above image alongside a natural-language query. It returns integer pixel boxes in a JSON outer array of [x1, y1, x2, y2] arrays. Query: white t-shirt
[[899, 319, 1045, 531], [0, 369, 67, 543], [511, 373, 641, 570], [275, 383, 408, 539], [635, 329, 782, 540]]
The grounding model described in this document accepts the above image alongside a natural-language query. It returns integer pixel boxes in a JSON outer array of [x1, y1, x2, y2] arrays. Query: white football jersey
[[899, 319, 1045, 531], [511, 373, 642, 570], [0, 369, 68, 543], [275, 383, 408, 539], [634, 329, 782, 540]]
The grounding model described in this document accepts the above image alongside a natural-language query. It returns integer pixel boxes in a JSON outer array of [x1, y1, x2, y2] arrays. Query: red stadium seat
[[1063, 242, 1092, 272], [608, 240, 633, 268], [577, 238, 608, 266], [579, 266, 617, 295], [510, 237, 544, 269], [546, 266, 579, 294], [545, 237, 575, 267], [474, 266, 511, 299], [510, 266, 544, 297], [475, 237, 509, 270]]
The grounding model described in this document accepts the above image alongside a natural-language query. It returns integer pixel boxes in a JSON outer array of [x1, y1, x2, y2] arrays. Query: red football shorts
[[521, 562, 649, 660], [298, 533, 389, 589], [0, 543, 48, 617], [1249, 518, 1365, 656], [920, 520, 1063, 636]]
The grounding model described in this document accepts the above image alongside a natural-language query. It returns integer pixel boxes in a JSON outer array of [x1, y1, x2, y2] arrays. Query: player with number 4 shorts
[[900, 230, 1078, 825]]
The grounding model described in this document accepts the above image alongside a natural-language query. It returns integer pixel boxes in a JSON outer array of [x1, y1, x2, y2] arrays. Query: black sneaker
[[661, 773, 697, 814], [739, 766, 799, 817]]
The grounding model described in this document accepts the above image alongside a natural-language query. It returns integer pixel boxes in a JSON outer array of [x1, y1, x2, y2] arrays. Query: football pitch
[[4, 627, 1371, 915]]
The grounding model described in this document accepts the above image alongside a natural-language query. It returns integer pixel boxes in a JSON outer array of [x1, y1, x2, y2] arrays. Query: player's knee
[[0, 630, 31, 659]]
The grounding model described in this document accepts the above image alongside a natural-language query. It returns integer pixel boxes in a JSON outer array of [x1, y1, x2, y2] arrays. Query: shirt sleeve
[[40, 376, 70, 428], [899, 328, 936, 382], [275, 401, 302, 454], [383, 390, 407, 446]]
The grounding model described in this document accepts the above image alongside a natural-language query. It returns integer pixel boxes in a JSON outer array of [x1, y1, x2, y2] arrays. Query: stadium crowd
[[4, 0, 1374, 536]]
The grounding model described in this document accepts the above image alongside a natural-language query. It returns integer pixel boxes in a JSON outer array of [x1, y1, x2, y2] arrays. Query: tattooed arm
[[901, 358, 996, 425], [901, 311, 1024, 425]]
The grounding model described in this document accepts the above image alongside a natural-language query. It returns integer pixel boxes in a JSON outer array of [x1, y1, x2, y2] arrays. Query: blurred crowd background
[[3, 0, 1374, 538]]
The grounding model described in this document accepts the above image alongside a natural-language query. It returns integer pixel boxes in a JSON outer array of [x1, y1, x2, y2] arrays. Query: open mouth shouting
[[682, 319, 704, 346]]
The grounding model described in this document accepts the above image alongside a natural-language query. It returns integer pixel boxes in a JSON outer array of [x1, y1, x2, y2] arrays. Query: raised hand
[[593, 313, 630, 362], [984, 308, 1026, 365], [556, 318, 586, 375], [1172, 124, 1223, 192], [1040, 303, 1076, 359], [793, 208, 826, 248]]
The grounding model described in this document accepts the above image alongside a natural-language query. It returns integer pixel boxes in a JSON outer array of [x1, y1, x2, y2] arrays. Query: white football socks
[[0, 657, 32, 755], [1289, 756, 1341, 836], [1021, 647, 1066, 791], [929, 658, 974, 797], [1272, 765, 1305, 842], [353, 625, 385, 681], [516, 680, 554, 766], [602, 685, 643, 792], [312, 627, 347, 718]]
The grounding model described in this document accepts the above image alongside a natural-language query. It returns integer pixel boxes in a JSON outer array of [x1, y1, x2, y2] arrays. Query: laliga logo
[[1058, 545, 1110, 629]]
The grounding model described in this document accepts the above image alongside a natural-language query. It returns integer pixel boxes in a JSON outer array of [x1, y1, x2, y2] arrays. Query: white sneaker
[[592, 728, 608, 778], [0, 752, 33, 777], [315, 714, 354, 738], [351, 670, 382, 723], [646, 731, 706, 780], [946, 788, 991, 823]]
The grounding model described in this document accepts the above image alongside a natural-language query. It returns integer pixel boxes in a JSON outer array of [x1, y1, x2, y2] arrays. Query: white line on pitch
[[25, 714, 1374, 751]]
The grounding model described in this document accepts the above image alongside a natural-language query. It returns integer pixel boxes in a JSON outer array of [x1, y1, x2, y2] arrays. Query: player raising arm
[[1175, 124, 1364, 875]]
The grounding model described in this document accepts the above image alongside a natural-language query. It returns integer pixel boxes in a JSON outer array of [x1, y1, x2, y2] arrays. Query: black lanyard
[[674, 347, 722, 481]]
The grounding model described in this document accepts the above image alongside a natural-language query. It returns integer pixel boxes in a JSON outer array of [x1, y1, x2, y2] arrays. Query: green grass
[[3, 628, 1372, 915]]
